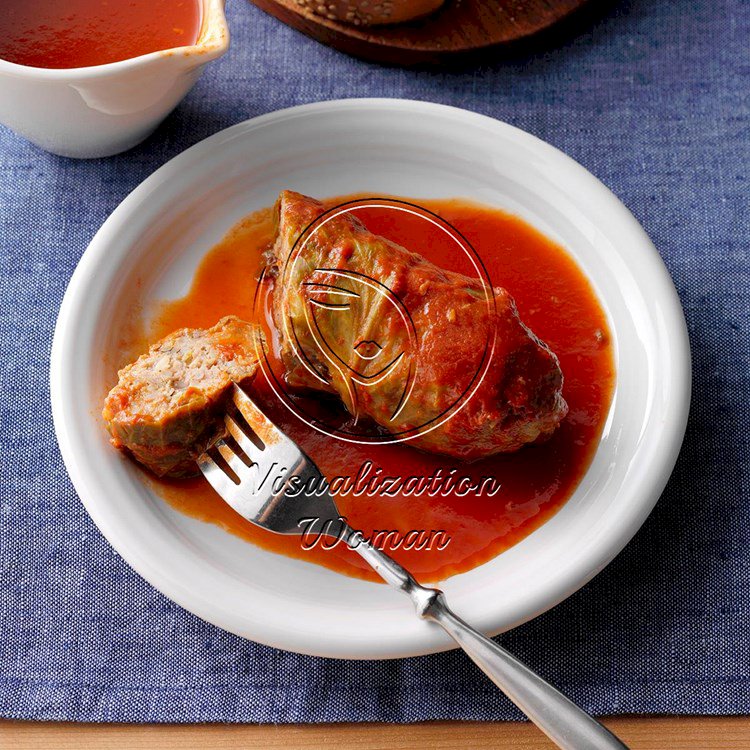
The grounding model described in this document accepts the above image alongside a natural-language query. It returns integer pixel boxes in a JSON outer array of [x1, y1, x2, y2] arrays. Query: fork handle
[[345, 528, 628, 750]]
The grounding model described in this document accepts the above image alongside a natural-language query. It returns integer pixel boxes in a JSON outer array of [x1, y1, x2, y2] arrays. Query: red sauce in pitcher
[[0, 0, 202, 69]]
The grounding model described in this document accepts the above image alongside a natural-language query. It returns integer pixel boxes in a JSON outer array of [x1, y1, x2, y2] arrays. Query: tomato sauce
[[0, 0, 202, 69], [139, 197, 615, 583]]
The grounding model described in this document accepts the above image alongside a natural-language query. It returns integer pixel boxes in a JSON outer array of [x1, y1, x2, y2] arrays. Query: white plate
[[50, 99, 690, 659]]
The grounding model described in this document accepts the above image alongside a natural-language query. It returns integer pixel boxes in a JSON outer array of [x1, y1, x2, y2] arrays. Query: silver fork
[[198, 384, 628, 750]]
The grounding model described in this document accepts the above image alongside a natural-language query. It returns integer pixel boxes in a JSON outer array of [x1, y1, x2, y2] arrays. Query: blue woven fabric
[[1, 0, 748, 723]]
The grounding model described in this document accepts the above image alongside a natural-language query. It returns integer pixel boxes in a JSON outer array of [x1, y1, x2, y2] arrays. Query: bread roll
[[296, 0, 445, 26]]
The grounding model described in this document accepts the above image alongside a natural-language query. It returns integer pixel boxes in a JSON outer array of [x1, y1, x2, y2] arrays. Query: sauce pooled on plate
[[121, 197, 615, 583]]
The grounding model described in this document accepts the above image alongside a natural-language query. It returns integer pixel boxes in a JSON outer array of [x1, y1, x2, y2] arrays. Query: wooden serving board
[[248, 0, 592, 66]]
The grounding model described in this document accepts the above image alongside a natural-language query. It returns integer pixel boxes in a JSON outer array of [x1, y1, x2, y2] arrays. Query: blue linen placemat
[[1, 0, 748, 723]]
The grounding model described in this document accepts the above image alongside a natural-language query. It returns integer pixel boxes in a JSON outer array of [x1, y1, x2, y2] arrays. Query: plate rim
[[50, 98, 692, 658]]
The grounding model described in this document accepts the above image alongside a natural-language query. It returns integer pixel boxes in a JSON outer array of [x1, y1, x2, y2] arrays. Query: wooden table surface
[[3, 717, 749, 749]]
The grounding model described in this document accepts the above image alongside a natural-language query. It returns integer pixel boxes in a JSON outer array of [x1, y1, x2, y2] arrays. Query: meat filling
[[102, 315, 262, 477]]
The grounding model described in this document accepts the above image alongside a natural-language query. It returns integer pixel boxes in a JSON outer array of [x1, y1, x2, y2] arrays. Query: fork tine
[[215, 438, 255, 481], [224, 413, 265, 465], [197, 387, 342, 537], [197, 451, 239, 494], [231, 384, 285, 447]]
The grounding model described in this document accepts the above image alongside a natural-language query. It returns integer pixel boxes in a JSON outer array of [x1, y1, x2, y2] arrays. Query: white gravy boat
[[0, 0, 229, 158]]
